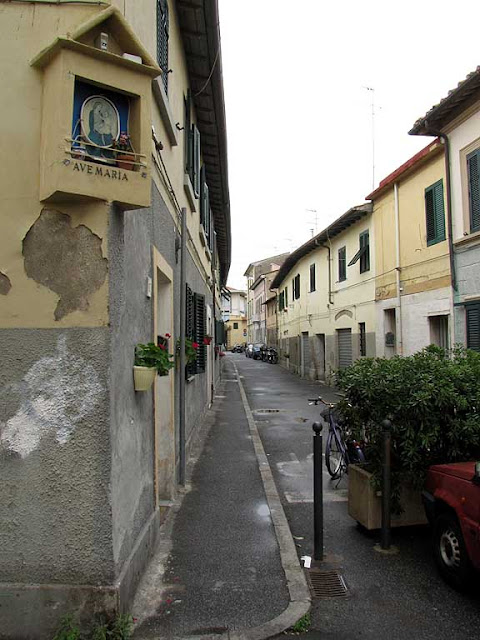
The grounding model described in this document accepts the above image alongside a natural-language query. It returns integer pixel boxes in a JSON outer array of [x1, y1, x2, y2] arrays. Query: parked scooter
[[267, 346, 278, 364]]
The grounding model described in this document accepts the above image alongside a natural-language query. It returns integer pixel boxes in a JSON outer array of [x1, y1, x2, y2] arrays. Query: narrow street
[[232, 353, 480, 640]]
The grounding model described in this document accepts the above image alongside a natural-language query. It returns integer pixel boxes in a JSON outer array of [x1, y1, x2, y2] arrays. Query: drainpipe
[[211, 233, 217, 398], [179, 207, 186, 486], [426, 132, 457, 345], [317, 239, 333, 304], [264, 276, 267, 343], [394, 182, 403, 355]]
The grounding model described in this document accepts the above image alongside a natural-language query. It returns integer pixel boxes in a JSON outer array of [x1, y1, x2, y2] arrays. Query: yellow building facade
[[0, 2, 230, 635], [369, 140, 451, 356], [271, 204, 375, 381]]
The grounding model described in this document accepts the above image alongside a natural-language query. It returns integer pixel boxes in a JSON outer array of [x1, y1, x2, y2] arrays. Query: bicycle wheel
[[325, 429, 347, 479]]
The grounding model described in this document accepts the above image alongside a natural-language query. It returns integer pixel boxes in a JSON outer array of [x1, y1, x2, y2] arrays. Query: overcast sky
[[218, 0, 480, 289]]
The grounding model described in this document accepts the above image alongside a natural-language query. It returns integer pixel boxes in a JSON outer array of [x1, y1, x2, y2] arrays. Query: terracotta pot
[[116, 154, 134, 171], [133, 366, 156, 391]]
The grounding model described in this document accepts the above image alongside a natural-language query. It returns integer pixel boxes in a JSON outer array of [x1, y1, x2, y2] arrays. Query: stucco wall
[[0, 328, 113, 585]]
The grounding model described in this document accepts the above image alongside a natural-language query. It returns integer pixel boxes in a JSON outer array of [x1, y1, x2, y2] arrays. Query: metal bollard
[[380, 418, 392, 550], [312, 421, 324, 561]]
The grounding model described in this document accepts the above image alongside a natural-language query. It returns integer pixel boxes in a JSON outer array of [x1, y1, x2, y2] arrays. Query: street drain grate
[[307, 569, 348, 599]]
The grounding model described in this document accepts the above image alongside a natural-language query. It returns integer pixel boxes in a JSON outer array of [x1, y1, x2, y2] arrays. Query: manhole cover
[[307, 569, 348, 599], [254, 409, 281, 414]]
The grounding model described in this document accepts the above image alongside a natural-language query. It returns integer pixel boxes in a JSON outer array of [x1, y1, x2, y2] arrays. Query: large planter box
[[348, 464, 428, 530]]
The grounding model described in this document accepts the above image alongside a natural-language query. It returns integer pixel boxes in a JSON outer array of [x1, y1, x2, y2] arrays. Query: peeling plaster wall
[[0, 328, 113, 585]]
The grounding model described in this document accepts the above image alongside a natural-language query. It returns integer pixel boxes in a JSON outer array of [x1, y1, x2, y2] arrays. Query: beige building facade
[[271, 205, 375, 381], [368, 140, 451, 357]]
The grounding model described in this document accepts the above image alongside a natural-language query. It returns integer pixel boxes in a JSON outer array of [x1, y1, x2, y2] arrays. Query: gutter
[[316, 239, 333, 305]]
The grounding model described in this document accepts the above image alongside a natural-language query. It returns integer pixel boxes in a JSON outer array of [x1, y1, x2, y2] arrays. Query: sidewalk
[[132, 357, 310, 639]]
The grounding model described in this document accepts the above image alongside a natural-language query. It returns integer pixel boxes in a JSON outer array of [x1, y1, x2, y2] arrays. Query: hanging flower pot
[[116, 153, 135, 171], [203, 335, 213, 346], [133, 366, 156, 391], [133, 342, 174, 391]]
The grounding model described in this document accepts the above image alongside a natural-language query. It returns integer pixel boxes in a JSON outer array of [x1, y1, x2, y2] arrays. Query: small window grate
[[307, 569, 349, 599]]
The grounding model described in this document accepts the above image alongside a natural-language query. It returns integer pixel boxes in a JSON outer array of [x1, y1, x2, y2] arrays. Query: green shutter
[[339, 246, 346, 281], [466, 304, 480, 352], [468, 150, 480, 232], [194, 293, 206, 373], [359, 231, 370, 273], [426, 180, 445, 245], [285, 286, 288, 307]]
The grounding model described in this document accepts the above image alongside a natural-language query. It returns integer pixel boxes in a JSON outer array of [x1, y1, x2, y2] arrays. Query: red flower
[[192, 342, 199, 349], [158, 344, 166, 350], [165, 333, 171, 338]]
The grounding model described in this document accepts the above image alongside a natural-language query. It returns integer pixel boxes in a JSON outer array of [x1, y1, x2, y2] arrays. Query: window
[[185, 284, 206, 375], [425, 180, 446, 245], [193, 125, 201, 197], [156, 0, 169, 95], [429, 315, 449, 350], [285, 286, 288, 307], [466, 303, 480, 352], [348, 231, 370, 273], [184, 91, 191, 175], [467, 149, 480, 232], [309, 264, 316, 292], [359, 322, 366, 356], [293, 274, 300, 300], [233, 322, 238, 329], [279, 291, 285, 311], [338, 246, 346, 282]]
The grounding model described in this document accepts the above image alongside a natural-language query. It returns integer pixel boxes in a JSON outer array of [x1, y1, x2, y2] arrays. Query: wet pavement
[[233, 353, 480, 640]]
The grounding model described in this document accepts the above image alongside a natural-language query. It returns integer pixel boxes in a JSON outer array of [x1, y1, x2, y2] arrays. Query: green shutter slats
[[466, 304, 480, 352], [468, 150, 480, 232], [425, 188, 436, 243], [200, 166, 207, 227], [194, 293, 206, 373], [185, 91, 192, 176]]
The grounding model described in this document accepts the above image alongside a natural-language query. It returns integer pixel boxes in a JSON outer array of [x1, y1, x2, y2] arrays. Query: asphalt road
[[233, 352, 480, 640]]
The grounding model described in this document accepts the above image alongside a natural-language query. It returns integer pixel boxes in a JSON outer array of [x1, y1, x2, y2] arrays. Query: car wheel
[[433, 513, 473, 591]]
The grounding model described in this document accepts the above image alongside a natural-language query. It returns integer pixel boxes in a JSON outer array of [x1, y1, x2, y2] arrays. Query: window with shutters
[[185, 284, 195, 376], [200, 166, 209, 229], [425, 180, 446, 246], [293, 274, 300, 300], [184, 91, 192, 175], [309, 264, 316, 292], [193, 293, 206, 373], [466, 303, 480, 352], [338, 246, 346, 281], [193, 125, 201, 198], [467, 149, 480, 233], [359, 322, 366, 356], [279, 291, 285, 311], [285, 286, 288, 307], [156, 0, 169, 95], [348, 231, 370, 273]]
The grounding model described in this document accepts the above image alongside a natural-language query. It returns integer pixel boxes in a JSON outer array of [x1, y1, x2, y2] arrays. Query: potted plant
[[134, 341, 174, 391], [336, 346, 480, 528], [176, 337, 199, 365], [113, 132, 135, 171], [203, 334, 213, 346]]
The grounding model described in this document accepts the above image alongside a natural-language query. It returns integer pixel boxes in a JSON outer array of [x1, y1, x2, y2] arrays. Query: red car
[[423, 461, 480, 590]]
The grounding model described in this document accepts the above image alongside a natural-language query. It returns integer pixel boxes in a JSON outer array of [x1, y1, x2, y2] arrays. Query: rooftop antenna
[[363, 86, 375, 190], [306, 208, 318, 235]]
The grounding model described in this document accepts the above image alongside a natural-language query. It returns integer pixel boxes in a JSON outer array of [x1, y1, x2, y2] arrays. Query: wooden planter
[[348, 464, 428, 530]]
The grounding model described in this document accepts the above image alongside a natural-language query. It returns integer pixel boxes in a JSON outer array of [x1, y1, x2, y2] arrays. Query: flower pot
[[203, 337, 212, 345], [133, 366, 156, 391], [116, 154, 134, 171]]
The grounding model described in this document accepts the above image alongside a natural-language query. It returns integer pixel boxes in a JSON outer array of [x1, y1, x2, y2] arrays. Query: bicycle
[[308, 396, 366, 480]]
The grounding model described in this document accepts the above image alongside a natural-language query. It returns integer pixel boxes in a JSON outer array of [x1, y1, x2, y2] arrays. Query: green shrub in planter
[[336, 345, 480, 511]]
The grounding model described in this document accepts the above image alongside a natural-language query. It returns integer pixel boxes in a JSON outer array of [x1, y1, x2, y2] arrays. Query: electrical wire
[[194, 23, 220, 97]]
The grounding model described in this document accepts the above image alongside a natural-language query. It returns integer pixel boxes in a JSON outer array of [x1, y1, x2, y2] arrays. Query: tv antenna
[[363, 86, 376, 190], [306, 208, 318, 237]]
